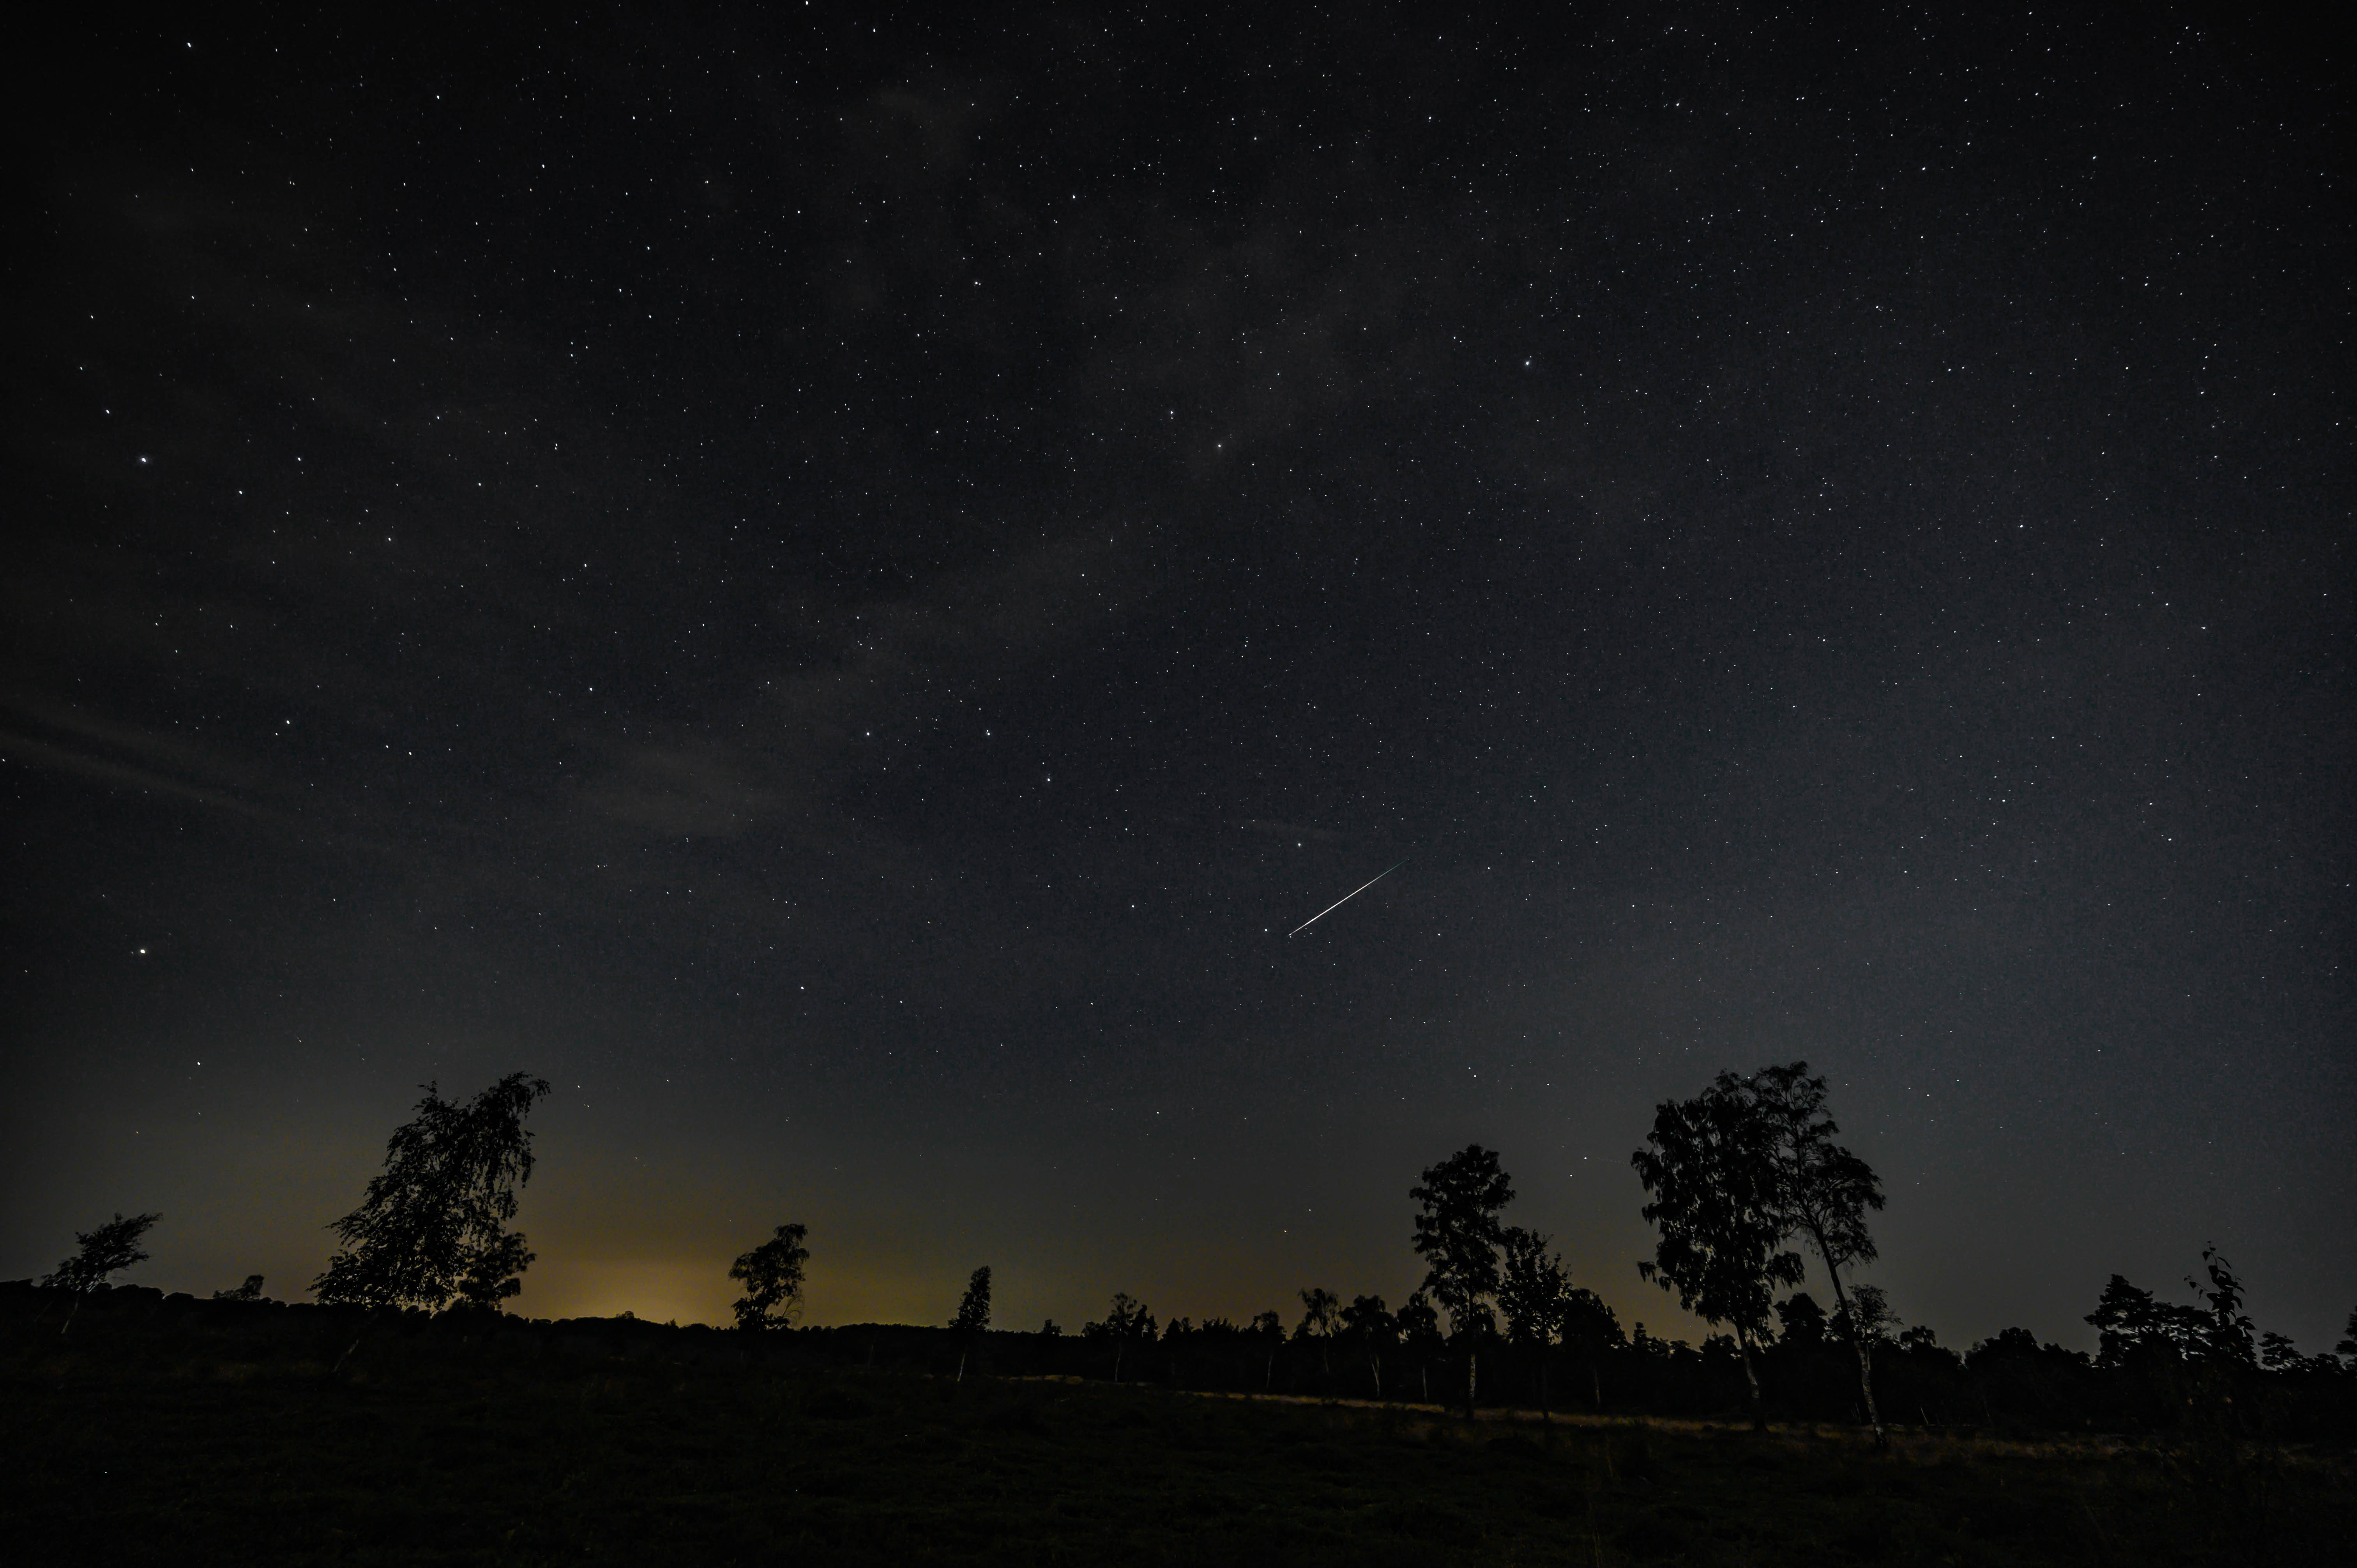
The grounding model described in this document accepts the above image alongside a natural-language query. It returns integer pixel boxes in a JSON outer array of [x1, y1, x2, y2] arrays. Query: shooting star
[[1287, 860, 1409, 938]]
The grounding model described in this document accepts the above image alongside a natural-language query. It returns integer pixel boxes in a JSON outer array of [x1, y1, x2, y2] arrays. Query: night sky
[[6, 8, 2348, 1352]]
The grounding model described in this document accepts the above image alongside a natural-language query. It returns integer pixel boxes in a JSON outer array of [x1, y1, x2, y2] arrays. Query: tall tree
[[1339, 1294, 1395, 1400], [1560, 1285, 1623, 1410], [2086, 1273, 2207, 1366], [1743, 1061, 1889, 1445], [1630, 1079, 1799, 1429], [1497, 1225, 1572, 1420], [1250, 1309, 1284, 1391], [41, 1211, 161, 1334], [1296, 1286, 1340, 1375], [1396, 1291, 1445, 1403], [314, 1074, 550, 1312], [729, 1223, 811, 1330], [1097, 1292, 1156, 1383], [2186, 1246, 2256, 1366], [1776, 1291, 1829, 1348], [950, 1265, 992, 1381], [1410, 1143, 1515, 1414]]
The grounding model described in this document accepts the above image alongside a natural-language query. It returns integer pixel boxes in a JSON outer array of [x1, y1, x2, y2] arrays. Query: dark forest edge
[[6, 1279, 2355, 1447], [22, 1063, 2357, 1446]]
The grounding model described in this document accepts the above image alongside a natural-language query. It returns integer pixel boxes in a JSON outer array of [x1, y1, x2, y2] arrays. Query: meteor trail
[[1287, 860, 1408, 938]]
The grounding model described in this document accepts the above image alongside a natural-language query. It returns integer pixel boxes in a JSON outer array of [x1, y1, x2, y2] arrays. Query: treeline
[[10, 1276, 2354, 1445], [23, 1065, 2357, 1443]]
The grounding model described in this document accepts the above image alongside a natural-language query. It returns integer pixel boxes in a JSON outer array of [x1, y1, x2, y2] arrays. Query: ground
[[3, 1347, 2346, 1564]]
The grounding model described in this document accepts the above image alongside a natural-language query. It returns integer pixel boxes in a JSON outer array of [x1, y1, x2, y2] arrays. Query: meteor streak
[[1287, 860, 1408, 938]]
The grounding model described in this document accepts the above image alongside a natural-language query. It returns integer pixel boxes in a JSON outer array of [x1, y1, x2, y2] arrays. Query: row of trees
[[32, 1063, 2355, 1443]]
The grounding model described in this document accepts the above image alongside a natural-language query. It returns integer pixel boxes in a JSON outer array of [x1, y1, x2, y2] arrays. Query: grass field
[[5, 1347, 2349, 1565]]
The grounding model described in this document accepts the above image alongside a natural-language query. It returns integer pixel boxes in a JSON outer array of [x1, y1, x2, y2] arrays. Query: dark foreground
[[6, 1346, 2352, 1566]]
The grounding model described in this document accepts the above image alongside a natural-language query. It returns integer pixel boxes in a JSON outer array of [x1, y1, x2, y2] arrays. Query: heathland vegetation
[[9, 1062, 2354, 1563]]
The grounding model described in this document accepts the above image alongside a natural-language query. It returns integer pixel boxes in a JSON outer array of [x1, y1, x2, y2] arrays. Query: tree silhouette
[[1250, 1309, 1284, 1390], [314, 1074, 551, 1312], [1559, 1285, 1622, 1410], [1411, 1143, 1515, 1414], [1776, 1291, 1828, 1349], [729, 1223, 811, 1330], [1339, 1294, 1395, 1400], [1497, 1225, 1572, 1420], [1630, 1079, 1799, 1429], [950, 1265, 992, 1381], [2337, 1306, 2357, 1367], [41, 1211, 161, 1334], [1396, 1291, 1444, 1403], [1095, 1292, 1156, 1383], [2086, 1273, 2207, 1366], [1296, 1286, 1340, 1375], [1744, 1061, 1889, 1445], [2258, 1330, 2313, 1373], [213, 1275, 266, 1302], [2186, 1245, 2255, 1365], [1835, 1284, 1897, 1350]]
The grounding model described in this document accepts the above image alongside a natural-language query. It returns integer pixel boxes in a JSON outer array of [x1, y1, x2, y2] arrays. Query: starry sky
[[5, 7, 2348, 1349]]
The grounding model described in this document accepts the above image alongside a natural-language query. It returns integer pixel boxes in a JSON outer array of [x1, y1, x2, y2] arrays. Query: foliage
[[1630, 1081, 1800, 1343], [1088, 1292, 1156, 1342], [1395, 1293, 1442, 1353], [1338, 1293, 1395, 1396], [1409, 1144, 1514, 1337], [1742, 1062, 1885, 1284], [1495, 1225, 1569, 1351], [729, 1223, 811, 1331], [946, 1264, 992, 1381], [1295, 1285, 1339, 1374], [2186, 1245, 2255, 1365], [212, 1275, 265, 1302], [2086, 1273, 2210, 1367], [1294, 1285, 1339, 1341], [1777, 1290, 1827, 1346], [1834, 1282, 1898, 1344], [1338, 1294, 1392, 1349], [312, 1074, 550, 1312], [949, 1266, 991, 1335], [2256, 1330, 2334, 1375], [1084, 1291, 1157, 1382], [39, 1212, 161, 1294], [1739, 1060, 1890, 1440], [1559, 1287, 1622, 1351]]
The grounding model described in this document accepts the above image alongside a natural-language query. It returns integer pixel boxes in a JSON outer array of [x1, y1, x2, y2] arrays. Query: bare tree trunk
[[1850, 1333, 1885, 1448], [330, 1307, 383, 1374], [957, 1346, 967, 1383], [1591, 1361, 1603, 1411], [1114, 1340, 1125, 1384], [1737, 1327, 1767, 1431], [1464, 1347, 1478, 1419], [1817, 1257, 1887, 1450]]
